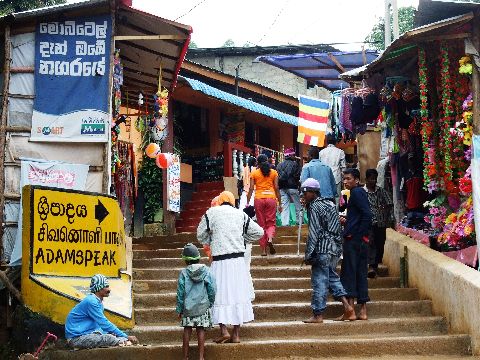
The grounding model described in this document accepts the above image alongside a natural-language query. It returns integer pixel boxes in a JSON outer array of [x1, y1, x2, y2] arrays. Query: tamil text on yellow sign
[[30, 186, 126, 277]]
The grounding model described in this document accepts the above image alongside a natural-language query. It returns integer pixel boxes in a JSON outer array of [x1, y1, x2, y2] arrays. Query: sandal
[[268, 241, 276, 255]]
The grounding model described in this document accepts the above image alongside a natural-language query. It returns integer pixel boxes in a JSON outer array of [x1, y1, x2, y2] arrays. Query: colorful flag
[[297, 95, 330, 147]]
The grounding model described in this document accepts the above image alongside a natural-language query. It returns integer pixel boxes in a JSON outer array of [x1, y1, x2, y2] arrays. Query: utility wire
[[252, 0, 290, 46], [174, 0, 208, 21], [236, 0, 291, 71]]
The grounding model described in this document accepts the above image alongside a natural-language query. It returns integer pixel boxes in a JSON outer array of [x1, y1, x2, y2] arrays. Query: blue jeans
[[311, 253, 347, 315], [280, 188, 301, 226], [341, 238, 370, 304]]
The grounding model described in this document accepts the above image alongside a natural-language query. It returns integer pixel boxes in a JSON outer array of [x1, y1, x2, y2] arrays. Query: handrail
[[255, 144, 284, 167], [223, 141, 253, 178]]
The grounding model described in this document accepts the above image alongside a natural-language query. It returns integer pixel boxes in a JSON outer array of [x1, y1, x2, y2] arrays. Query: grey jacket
[[176, 264, 216, 318]]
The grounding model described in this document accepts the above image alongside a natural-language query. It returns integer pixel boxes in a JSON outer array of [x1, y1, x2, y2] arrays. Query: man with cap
[[301, 178, 356, 323], [276, 147, 302, 226], [65, 274, 138, 349]]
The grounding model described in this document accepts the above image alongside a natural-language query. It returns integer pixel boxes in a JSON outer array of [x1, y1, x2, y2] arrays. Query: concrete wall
[[189, 55, 331, 100], [384, 229, 480, 354]]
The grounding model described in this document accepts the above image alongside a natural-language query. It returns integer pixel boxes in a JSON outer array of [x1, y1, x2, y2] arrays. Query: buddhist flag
[[297, 95, 330, 147]]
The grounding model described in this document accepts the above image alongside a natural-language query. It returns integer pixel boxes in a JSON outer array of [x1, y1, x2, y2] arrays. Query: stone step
[[41, 334, 471, 360], [133, 264, 388, 280], [133, 226, 305, 246], [183, 199, 212, 210], [134, 288, 419, 307], [133, 235, 305, 250], [175, 217, 201, 228], [131, 316, 447, 344], [134, 300, 433, 325], [133, 276, 400, 293], [189, 189, 222, 202], [132, 255, 389, 272], [195, 181, 224, 192], [175, 225, 198, 234], [133, 244, 307, 258]]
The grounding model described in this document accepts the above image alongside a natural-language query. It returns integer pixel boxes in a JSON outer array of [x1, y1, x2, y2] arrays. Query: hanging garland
[[418, 47, 433, 190], [440, 42, 454, 185]]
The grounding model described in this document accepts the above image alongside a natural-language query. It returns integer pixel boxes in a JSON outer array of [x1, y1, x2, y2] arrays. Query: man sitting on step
[[65, 274, 138, 349], [301, 178, 356, 323]]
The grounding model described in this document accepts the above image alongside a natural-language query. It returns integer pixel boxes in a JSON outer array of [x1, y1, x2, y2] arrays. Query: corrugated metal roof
[[0, 0, 109, 20], [179, 76, 298, 126], [256, 50, 379, 90]]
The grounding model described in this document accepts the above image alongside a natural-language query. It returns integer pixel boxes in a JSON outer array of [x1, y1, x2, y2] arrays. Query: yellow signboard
[[30, 186, 126, 277], [22, 185, 134, 328]]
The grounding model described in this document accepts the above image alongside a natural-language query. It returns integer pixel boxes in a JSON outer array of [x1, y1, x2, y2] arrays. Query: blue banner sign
[[32, 15, 112, 142]]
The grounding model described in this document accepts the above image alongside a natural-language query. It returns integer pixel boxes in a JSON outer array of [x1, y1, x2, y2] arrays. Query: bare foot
[[357, 304, 368, 320], [343, 306, 357, 321], [334, 312, 356, 321], [303, 315, 323, 323], [213, 334, 231, 343]]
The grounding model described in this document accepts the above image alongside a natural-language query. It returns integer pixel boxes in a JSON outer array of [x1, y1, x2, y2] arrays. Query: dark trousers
[[368, 225, 387, 269], [340, 238, 370, 304]]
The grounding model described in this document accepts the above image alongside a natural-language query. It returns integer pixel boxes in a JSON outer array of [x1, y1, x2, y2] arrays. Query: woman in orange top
[[247, 154, 282, 256]]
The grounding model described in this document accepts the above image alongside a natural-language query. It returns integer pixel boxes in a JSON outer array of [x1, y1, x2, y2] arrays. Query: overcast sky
[[68, 0, 419, 50]]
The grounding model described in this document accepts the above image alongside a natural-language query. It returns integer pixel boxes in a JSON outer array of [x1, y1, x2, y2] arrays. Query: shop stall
[[341, 9, 480, 268]]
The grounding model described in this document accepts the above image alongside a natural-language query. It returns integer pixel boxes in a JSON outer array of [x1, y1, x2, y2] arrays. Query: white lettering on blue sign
[[39, 57, 105, 77], [39, 21, 108, 38], [37, 19, 108, 77]]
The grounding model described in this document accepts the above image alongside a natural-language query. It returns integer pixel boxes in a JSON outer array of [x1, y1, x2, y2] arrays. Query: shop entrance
[[174, 101, 223, 183]]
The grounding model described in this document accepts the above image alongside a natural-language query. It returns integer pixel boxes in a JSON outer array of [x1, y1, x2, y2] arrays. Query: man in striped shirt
[[301, 178, 356, 323]]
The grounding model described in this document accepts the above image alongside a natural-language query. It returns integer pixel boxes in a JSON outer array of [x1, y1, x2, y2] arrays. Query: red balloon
[[156, 153, 168, 168]]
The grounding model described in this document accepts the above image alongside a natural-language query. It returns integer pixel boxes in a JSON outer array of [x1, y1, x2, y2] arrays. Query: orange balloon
[[145, 143, 160, 158]]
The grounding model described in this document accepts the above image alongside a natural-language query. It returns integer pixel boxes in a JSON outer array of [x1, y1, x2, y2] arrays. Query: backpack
[[182, 269, 211, 318]]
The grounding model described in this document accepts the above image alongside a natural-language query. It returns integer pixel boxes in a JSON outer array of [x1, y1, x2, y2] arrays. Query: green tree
[[0, 0, 67, 15], [365, 6, 416, 50], [188, 40, 198, 49], [221, 39, 235, 47]]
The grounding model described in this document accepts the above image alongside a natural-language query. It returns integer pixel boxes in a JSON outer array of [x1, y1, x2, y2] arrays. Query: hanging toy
[[155, 153, 173, 169], [151, 115, 168, 141], [145, 143, 161, 158]]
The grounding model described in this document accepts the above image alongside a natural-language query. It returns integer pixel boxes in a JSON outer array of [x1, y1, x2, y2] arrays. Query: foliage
[[365, 6, 415, 50], [221, 39, 235, 47], [0, 0, 66, 15], [138, 154, 163, 223], [188, 40, 198, 49]]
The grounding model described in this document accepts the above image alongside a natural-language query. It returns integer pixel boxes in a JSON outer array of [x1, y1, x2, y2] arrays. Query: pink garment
[[254, 198, 277, 249]]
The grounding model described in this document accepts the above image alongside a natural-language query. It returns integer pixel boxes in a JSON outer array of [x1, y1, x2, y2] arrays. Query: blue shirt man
[[65, 274, 138, 349], [300, 146, 337, 201]]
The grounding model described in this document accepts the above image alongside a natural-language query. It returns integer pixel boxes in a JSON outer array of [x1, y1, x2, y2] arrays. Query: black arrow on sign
[[95, 200, 109, 224]]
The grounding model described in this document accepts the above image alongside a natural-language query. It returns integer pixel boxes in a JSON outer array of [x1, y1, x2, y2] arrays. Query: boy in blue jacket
[[176, 243, 216, 360], [339, 168, 373, 321]]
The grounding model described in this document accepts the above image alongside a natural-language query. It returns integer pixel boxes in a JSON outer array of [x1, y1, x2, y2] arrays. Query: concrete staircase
[[175, 181, 225, 233], [43, 227, 474, 359]]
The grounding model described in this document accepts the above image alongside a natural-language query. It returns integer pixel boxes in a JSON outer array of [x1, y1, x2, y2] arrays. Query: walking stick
[[297, 209, 303, 256]]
